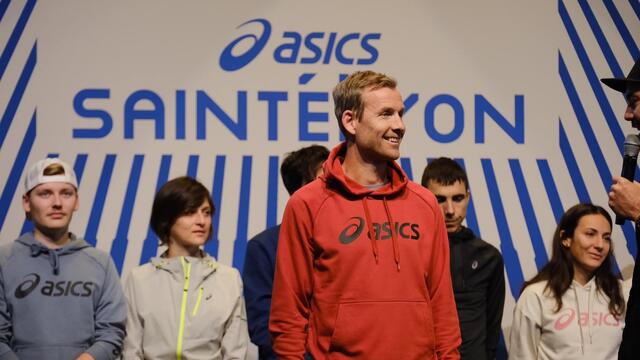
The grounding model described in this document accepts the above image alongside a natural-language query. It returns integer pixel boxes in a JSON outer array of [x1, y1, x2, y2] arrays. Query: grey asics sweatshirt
[[0, 232, 126, 360]]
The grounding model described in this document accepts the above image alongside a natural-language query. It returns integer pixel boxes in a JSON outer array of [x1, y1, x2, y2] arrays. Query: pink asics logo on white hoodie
[[554, 308, 621, 330]]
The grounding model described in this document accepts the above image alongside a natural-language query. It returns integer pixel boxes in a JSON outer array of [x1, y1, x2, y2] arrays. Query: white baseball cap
[[24, 158, 78, 194]]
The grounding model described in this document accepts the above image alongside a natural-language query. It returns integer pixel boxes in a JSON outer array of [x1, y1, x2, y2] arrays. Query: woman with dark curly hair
[[509, 203, 630, 360]]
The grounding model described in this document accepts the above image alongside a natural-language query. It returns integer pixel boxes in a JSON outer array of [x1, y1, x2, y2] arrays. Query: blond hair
[[332, 70, 397, 137]]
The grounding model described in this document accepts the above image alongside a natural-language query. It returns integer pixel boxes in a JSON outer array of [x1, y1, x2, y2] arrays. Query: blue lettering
[[404, 94, 419, 114], [357, 33, 381, 65], [176, 90, 186, 139], [335, 33, 359, 65], [72, 86, 523, 145], [267, 30, 380, 66], [299, 92, 329, 141], [424, 94, 464, 143], [274, 32, 301, 64], [475, 94, 524, 144], [299, 73, 315, 85], [258, 91, 288, 141], [196, 91, 247, 140], [72, 89, 113, 139], [300, 32, 324, 64], [124, 90, 165, 139], [323, 32, 337, 64]]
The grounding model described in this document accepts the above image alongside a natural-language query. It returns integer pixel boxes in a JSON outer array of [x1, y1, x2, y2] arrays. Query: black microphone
[[616, 134, 640, 225]]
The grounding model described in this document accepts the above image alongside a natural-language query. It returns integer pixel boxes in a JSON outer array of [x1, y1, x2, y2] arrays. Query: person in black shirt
[[602, 58, 640, 360], [422, 157, 505, 360]]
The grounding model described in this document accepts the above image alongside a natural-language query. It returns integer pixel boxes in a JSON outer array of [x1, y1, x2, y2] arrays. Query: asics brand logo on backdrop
[[219, 18, 381, 71], [219, 19, 271, 71], [339, 216, 420, 244]]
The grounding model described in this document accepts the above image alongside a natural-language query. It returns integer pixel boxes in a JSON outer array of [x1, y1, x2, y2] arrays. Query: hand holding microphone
[[611, 134, 640, 224]]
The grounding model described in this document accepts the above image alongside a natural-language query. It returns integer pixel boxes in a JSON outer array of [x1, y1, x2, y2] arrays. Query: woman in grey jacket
[[122, 176, 248, 360]]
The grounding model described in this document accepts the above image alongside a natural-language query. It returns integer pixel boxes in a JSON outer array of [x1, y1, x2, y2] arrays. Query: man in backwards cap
[[0, 158, 126, 360], [602, 58, 640, 359]]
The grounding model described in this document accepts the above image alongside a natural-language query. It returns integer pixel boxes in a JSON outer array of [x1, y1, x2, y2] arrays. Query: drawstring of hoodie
[[573, 285, 585, 355], [361, 196, 400, 271], [30, 244, 61, 275], [361, 198, 379, 264], [587, 283, 594, 345], [382, 198, 400, 271], [572, 281, 596, 355]]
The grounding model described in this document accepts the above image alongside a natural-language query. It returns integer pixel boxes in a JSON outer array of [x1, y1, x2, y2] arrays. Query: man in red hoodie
[[270, 70, 461, 359]]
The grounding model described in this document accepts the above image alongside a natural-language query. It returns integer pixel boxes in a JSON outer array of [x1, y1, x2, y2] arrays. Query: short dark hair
[[150, 176, 215, 245], [421, 157, 469, 190], [281, 145, 330, 195]]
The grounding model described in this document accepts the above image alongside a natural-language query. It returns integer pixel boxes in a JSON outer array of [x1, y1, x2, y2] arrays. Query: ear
[[22, 194, 31, 213], [560, 231, 571, 247], [341, 109, 357, 137], [73, 193, 79, 212]]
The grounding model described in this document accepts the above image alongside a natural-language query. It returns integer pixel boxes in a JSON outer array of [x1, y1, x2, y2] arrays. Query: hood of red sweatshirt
[[321, 142, 410, 270], [321, 142, 409, 199]]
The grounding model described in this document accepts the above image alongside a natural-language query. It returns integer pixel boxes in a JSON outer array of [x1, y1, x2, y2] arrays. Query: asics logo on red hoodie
[[339, 216, 421, 244], [339, 217, 366, 244]]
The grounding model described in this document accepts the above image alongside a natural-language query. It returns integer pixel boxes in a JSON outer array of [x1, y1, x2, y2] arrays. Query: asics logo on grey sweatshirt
[[15, 273, 95, 299], [15, 273, 40, 298]]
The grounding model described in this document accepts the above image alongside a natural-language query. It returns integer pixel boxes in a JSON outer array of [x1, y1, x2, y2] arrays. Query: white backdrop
[[1, 1, 639, 357]]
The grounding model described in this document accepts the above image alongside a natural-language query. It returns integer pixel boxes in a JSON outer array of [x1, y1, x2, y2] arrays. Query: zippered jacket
[[122, 253, 248, 360], [0, 232, 126, 360], [448, 227, 504, 360], [270, 142, 461, 359], [509, 278, 630, 360]]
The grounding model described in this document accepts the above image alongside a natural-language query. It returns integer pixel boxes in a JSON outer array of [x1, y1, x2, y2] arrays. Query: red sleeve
[[269, 195, 315, 359], [427, 206, 462, 359]]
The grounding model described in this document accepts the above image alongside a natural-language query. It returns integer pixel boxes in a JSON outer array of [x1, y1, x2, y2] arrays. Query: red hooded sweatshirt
[[270, 143, 461, 359]]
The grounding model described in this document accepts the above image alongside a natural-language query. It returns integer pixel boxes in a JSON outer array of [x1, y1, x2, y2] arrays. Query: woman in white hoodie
[[509, 203, 629, 360], [122, 176, 249, 359]]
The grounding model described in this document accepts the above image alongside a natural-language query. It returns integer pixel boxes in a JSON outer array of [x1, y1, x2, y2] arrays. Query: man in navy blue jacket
[[243, 145, 328, 360]]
